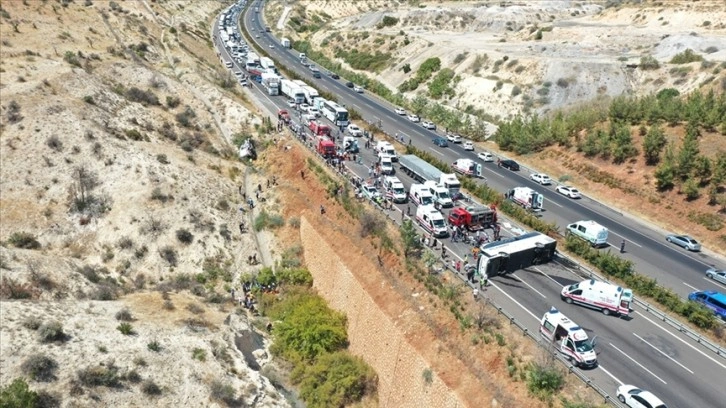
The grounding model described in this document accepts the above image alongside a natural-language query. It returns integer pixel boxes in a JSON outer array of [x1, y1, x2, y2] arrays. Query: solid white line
[[510, 273, 547, 298], [632, 311, 726, 369], [598, 365, 624, 386], [490, 282, 540, 320], [533, 266, 563, 287], [428, 148, 444, 156], [609, 342, 667, 384], [682, 282, 699, 291], [633, 333, 694, 374], [703, 277, 726, 289], [547, 200, 563, 208]]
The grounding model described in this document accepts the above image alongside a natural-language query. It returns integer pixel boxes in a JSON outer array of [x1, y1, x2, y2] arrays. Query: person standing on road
[[620, 240, 626, 253]]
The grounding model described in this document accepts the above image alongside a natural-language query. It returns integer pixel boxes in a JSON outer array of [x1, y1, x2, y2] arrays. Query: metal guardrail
[[555, 254, 726, 358]]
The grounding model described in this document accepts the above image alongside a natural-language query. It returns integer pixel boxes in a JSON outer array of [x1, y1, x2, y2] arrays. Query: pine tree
[[642, 124, 667, 165], [676, 123, 700, 179]]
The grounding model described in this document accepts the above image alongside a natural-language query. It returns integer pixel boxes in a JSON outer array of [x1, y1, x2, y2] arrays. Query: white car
[[706, 268, 726, 285], [478, 152, 494, 162], [353, 85, 364, 93], [407, 114, 420, 123], [421, 121, 435, 130], [556, 185, 581, 199], [530, 173, 552, 185], [463, 141, 474, 151], [394, 107, 406, 115], [347, 124, 363, 137], [299, 103, 310, 112], [286, 99, 296, 108], [446, 134, 461, 143], [616, 385, 667, 408], [307, 107, 320, 117], [269, 44, 275, 49]]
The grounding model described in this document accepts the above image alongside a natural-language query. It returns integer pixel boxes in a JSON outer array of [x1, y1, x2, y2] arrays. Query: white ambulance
[[409, 184, 435, 207], [561, 279, 633, 316], [416, 205, 448, 238], [540, 308, 598, 368]]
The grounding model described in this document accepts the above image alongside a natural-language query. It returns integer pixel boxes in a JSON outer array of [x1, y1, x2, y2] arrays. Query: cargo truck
[[281, 38, 291, 48], [561, 279, 633, 316], [280, 79, 305, 104], [260, 72, 280, 96], [398, 155, 460, 197], [260, 57, 276, 73], [300, 85, 320, 106], [477, 232, 556, 277], [309, 121, 331, 137], [540, 308, 598, 368], [316, 136, 335, 158]]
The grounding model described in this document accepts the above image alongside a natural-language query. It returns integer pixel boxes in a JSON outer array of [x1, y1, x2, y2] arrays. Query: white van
[[540, 308, 598, 368], [383, 176, 407, 203], [561, 279, 633, 316], [567, 220, 608, 247], [224, 61, 233, 68], [409, 184, 435, 207], [416, 205, 448, 238], [376, 141, 397, 161], [423, 180, 453, 208], [379, 155, 394, 175]]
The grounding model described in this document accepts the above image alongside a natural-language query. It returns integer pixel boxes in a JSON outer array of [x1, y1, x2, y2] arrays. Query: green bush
[[525, 363, 564, 400], [640, 55, 660, 70], [117, 322, 134, 335], [38, 321, 67, 343], [141, 380, 162, 396], [77, 365, 122, 388], [670, 49, 703, 64], [0, 378, 39, 408], [378, 15, 399, 28], [21, 354, 58, 382], [8, 232, 41, 249], [292, 352, 377, 408]]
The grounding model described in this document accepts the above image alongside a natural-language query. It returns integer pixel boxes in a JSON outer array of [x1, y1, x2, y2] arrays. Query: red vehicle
[[447, 204, 497, 231], [308, 120, 331, 137], [316, 136, 336, 157], [277, 109, 290, 124]]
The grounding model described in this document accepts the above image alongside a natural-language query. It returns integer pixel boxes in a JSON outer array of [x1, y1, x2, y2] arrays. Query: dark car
[[499, 159, 520, 171], [329, 72, 340, 79], [345, 81, 354, 88], [433, 137, 448, 147]]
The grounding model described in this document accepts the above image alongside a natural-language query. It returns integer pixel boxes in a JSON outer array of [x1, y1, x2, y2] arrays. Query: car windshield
[[575, 339, 593, 353], [393, 187, 405, 195], [432, 219, 445, 228], [438, 191, 450, 200], [421, 196, 433, 205]]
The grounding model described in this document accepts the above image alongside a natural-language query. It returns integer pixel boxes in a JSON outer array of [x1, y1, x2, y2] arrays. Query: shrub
[[292, 351, 377, 407], [639, 55, 660, 70], [0, 378, 39, 407], [8, 232, 41, 249], [192, 348, 206, 361], [115, 308, 133, 321], [124, 87, 160, 106], [141, 380, 162, 396], [147, 341, 162, 352], [158, 246, 178, 267], [117, 322, 134, 335], [670, 49, 703, 64], [38, 321, 67, 343], [22, 316, 42, 330], [175, 229, 194, 244], [511, 86, 521, 96], [526, 363, 564, 400], [378, 15, 399, 28], [21, 354, 58, 382], [46, 135, 63, 151], [166, 96, 180, 108], [156, 154, 169, 164], [209, 380, 236, 405], [77, 365, 122, 388], [126, 369, 142, 383]]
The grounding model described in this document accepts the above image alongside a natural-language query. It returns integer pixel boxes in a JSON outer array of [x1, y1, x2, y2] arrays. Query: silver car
[[666, 234, 701, 251], [706, 268, 726, 285]]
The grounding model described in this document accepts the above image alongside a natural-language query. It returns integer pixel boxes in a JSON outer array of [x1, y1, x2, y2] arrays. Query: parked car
[[394, 107, 406, 115], [345, 81, 354, 88], [447, 134, 461, 143], [433, 137, 448, 147], [463, 141, 474, 151], [666, 234, 701, 251], [706, 268, 726, 285], [407, 114, 420, 122], [422, 121, 436, 130], [353, 85, 364, 93], [347, 124, 363, 137], [499, 159, 520, 171], [616, 385, 667, 408], [556, 185, 581, 198], [478, 152, 494, 162], [361, 184, 381, 201], [530, 173, 552, 185]]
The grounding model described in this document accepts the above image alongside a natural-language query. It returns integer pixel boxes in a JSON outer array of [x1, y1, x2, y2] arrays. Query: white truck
[[540, 308, 598, 368], [260, 72, 280, 96], [477, 232, 557, 277], [409, 184, 435, 207], [375, 141, 397, 161], [423, 180, 454, 209], [561, 279, 633, 316], [301, 85, 320, 106], [416, 206, 448, 238], [281, 38, 291, 48], [566, 220, 609, 247], [246, 52, 260, 67], [280, 79, 305, 105], [379, 155, 394, 175], [260, 57, 276, 72], [452, 158, 482, 178], [383, 176, 407, 203], [506, 187, 543, 211], [398, 155, 460, 197]]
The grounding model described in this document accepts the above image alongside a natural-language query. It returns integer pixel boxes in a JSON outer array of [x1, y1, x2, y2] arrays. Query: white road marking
[[428, 148, 444, 156], [703, 277, 726, 289], [609, 342, 667, 384], [682, 282, 699, 291], [547, 200, 563, 208], [510, 273, 547, 298], [490, 282, 539, 320], [632, 310, 726, 369], [598, 365, 624, 386], [633, 333, 694, 374], [532, 266, 563, 287]]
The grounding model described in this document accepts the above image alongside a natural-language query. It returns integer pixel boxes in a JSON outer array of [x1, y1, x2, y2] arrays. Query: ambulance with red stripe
[[540, 308, 598, 368], [561, 279, 633, 317], [416, 205, 448, 238]]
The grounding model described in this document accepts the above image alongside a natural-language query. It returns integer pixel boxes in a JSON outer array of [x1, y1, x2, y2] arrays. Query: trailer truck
[[477, 232, 556, 278], [301, 85, 320, 106], [280, 80, 305, 105], [260, 57, 276, 73], [540, 308, 598, 368], [398, 155, 460, 197], [260, 72, 280, 96], [561, 279, 633, 316], [281, 38, 291, 48]]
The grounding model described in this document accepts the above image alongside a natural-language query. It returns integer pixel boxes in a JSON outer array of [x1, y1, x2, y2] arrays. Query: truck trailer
[[281, 38, 291, 48], [260, 57, 276, 72], [260, 72, 280, 96], [477, 232, 556, 278], [399, 155, 460, 197], [280, 79, 305, 104], [301, 85, 320, 106]]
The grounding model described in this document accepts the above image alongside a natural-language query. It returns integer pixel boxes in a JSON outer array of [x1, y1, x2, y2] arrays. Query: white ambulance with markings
[[409, 184, 435, 207], [540, 308, 598, 368], [561, 279, 633, 316], [416, 205, 448, 238]]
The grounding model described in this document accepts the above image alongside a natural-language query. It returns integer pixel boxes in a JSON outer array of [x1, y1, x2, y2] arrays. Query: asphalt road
[[214, 1, 726, 407], [239, 1, 726, 304]]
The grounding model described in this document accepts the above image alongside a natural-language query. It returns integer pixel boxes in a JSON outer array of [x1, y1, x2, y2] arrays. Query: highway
[[214, 1, 726, 407]]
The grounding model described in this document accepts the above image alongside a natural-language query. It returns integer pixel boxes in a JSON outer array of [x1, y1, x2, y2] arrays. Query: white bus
[[321, 100, 349, 127]]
